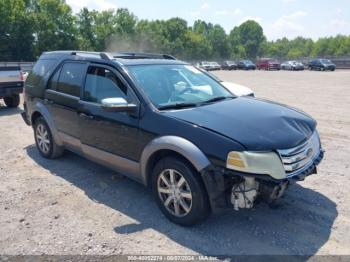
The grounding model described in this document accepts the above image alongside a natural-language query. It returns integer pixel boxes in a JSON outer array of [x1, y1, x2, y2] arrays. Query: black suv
[[221, 61, 237, 71], [237, 60, 256, 70], [22, 51, 324, 226], [308, 59, 336, 71]]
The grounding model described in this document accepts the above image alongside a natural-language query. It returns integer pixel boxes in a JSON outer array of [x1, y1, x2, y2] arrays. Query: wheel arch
[[140, 136, 211, 186], [30, 102, 63, 146]]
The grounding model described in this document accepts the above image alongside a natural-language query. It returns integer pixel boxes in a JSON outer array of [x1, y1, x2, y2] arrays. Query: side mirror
[[101, 97, 137, 113]]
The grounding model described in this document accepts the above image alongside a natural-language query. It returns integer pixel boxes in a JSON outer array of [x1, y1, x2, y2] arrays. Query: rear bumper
[[21, 111, 30, 126], [0, 84, 23, 97], [21, 103, 30, 126], [0, 81, 23, 88]]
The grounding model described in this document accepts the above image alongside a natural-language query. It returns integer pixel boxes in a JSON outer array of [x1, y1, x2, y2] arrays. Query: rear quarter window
[[26, 58, 57, 97]]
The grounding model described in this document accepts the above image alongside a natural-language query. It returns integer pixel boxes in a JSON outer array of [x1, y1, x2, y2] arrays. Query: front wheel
[[151, 157, 210, 226], [4, 94, 20, 108]]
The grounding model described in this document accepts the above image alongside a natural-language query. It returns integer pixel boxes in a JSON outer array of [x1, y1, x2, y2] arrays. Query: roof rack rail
[[68, 51, 176, 61], [71, 51, 111, 61], [112, 52, 177, 60]]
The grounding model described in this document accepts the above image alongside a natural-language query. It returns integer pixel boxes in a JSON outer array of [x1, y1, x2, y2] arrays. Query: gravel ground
[[0, 70, 349, 256]]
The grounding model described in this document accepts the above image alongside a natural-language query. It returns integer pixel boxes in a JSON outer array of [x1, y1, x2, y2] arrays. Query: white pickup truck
[[0, 66, 24, 108]]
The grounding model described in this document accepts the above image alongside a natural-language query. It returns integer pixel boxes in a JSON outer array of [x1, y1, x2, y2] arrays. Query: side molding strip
[[82, 144, 141, 182], [59, 131, 141, 182]]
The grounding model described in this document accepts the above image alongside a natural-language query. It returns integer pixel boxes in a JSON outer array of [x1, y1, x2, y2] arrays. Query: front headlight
[[226, 151, 286, 179]]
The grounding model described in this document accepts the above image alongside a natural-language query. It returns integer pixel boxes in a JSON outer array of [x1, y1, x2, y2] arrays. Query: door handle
[[79, 113, 94, 120], [44, 98, 54, 104]]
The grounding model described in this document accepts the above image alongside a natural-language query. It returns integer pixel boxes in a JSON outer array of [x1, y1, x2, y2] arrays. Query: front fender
[[140, 136, 211, 185]]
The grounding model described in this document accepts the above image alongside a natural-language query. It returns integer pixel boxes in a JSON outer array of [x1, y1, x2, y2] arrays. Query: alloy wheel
[[36, 123, 51, 154], [157, 169, 193, 217]]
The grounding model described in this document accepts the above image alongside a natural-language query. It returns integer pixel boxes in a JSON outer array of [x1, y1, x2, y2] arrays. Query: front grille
[[278, 132, 321, 177]]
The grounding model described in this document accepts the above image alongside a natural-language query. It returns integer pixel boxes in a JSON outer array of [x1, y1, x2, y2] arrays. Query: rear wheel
[[4, 94, 20, 108], [151, 157, 210, 226], [34, 117, 64, 159]]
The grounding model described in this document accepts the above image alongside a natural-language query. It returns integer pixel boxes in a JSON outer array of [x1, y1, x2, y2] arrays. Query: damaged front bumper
[[201, 149, 324, 213]]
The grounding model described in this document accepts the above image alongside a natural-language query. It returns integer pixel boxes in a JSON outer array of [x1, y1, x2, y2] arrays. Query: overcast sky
[[66, 0, 350, 40]]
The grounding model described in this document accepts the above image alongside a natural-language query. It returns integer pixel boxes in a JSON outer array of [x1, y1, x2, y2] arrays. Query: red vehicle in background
[[256, 58, 281, 70]]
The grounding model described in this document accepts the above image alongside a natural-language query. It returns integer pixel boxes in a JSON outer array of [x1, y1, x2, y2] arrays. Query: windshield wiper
[[158, 102, 198, 110], [201, 96, 235, 104]]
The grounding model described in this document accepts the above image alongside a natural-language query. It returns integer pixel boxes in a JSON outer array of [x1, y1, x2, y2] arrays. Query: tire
[[4, 94, 20, 108], [33, 117, 64, 159], [151, 156, 210, 226]]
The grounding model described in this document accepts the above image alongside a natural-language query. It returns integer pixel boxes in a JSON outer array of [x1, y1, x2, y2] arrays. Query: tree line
[[1, 0, 350, 62]]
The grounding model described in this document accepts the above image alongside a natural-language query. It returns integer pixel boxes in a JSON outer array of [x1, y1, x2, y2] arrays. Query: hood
[[164, 98, 316, 151], [323, 63, 336, 67], [221, 82, 254, 97]]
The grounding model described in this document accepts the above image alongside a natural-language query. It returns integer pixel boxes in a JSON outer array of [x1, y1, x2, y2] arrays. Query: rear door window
[[56, 63, 86, 97]]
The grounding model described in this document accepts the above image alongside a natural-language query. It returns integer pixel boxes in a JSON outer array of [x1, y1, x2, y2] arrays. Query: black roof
[[42, 51, 186, 66]]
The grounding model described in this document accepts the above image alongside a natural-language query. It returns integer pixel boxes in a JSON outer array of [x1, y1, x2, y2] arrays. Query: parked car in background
[[237, 60, 256, 70], [308, 59, 336, 71], [208, 62, 221, 71], [202, 70, 254, 97], [256, 58, 281, 70], [221, 61, 237, 71], [281, 61, 305, 71], [0, 66, 24, 108], [22, 51, 323, 226], [196, 61, 211, 71]]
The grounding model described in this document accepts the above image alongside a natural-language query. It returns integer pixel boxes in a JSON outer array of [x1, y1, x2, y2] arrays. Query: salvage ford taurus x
[[22, 51, 324, 226]]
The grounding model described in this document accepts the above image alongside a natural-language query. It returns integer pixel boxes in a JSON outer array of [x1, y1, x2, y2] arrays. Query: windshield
[[243, 60, 254, 65], [127, 64, 232, 109], [320, 59, 332, 64]]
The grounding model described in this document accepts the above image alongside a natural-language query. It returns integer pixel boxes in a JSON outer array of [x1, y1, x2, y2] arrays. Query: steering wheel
[[168, 87, 192, 102], [177, 87, 192, 96]]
